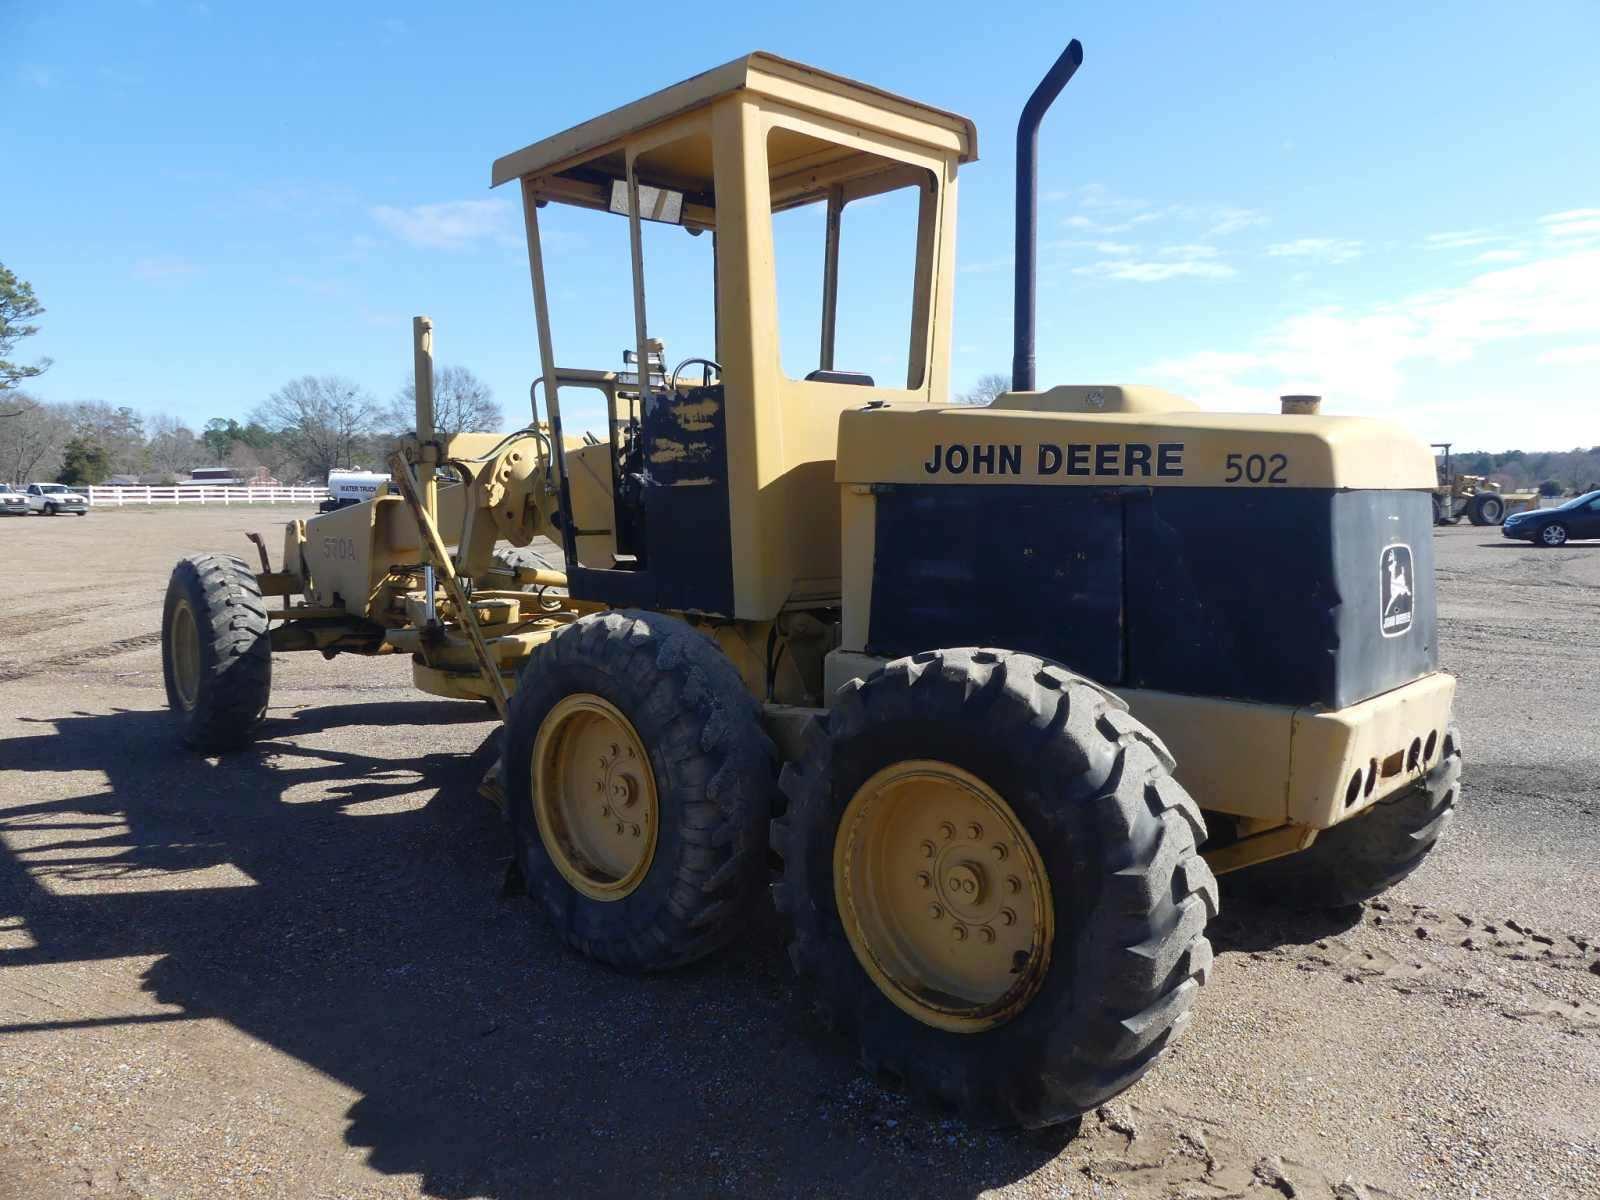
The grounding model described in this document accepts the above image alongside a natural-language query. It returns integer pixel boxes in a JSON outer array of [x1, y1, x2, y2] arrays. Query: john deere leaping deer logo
[[1380, 544, 1414, 637]]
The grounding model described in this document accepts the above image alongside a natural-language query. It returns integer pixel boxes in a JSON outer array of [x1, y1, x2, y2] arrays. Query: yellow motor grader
[[1431, 442, 1538, 526], [160, 40, 1461, 1128]]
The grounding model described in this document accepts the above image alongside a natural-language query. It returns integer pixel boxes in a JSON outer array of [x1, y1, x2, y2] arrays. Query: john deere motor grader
[[160, 41, 1461, 1127]]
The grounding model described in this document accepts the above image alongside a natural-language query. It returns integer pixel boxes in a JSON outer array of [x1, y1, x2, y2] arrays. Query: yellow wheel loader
[[161, 40, 1461, 1128]]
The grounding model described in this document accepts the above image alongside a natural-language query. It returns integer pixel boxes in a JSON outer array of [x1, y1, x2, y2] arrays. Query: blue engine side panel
[[868, 485, 1437, 709], [866, 485, 1125, 684]]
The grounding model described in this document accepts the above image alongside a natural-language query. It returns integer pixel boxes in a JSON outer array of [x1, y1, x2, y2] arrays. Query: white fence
[[87, 485, 329, 507]]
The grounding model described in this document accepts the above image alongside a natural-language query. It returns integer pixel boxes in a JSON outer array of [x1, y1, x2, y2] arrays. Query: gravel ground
[[1, 507, 1597, 1199]]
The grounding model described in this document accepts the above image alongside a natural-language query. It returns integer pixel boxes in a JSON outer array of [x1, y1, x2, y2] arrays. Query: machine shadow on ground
[[0, 702, 1350, 1198]]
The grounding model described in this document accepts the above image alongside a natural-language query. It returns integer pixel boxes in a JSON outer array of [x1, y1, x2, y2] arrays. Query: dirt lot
[[1, 506, 1597, 1199]]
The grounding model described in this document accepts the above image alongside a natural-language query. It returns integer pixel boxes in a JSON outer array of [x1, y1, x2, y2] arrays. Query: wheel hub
[[167, 599, 201, 711], [533, 695, 658, 901], [834, 761, 1053, 1033]]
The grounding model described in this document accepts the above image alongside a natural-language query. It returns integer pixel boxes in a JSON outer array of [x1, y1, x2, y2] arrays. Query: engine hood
[[835, 386, 1436, 491]]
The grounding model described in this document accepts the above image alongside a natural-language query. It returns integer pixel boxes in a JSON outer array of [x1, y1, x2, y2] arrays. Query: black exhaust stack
[[1012, 39, 1083, 393]]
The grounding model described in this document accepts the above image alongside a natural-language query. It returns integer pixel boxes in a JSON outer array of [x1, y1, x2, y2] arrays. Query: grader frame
[[164, 40, 1462, 1130]]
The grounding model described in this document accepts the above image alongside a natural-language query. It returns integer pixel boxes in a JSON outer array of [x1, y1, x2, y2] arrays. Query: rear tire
[[161, 554, 272, 751], [503, 609, 774, 971], [773, 649, 1216, 1128], [1539, 522, 1569, 547], [1231, 729, 1461, 909]]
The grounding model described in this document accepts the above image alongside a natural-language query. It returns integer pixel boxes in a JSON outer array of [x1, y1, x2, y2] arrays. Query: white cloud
[[1208, 207, 1266, 237], [1074, 244, 1234, 283], [1539, 344, 1600, 366], [1063, 213, 1144, 234], [133, 256, 197, 283], [1141, 248, 1600, 439], [1050, 239, 1138, 256], [1266, 237, 1363, 264], [958, 255, 1013, 276], [1540, 208, 1600, 242], [1062, 190, 1262, 243], [1474, 249, 1524, 264], [372, 199, 515, 250], [1424, 230, 1502, 249]]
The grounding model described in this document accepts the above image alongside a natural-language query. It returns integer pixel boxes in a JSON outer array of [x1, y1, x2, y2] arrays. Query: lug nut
[[601, 805, 612, 818], [952, 925, 968, 941], [991, 844, 1008, 861], [615, 822, 625, 835], [979, 927, 996, 944], [1006, 876, 1021, 894], [631, 824, 641, 838], [928, 904, 944, 920], [916, 872, 931, 889], [967, 823, 983, 839], [939, 822, 956, 841], [919, 840, 936, 859], [1000, 907, 1017, 926]]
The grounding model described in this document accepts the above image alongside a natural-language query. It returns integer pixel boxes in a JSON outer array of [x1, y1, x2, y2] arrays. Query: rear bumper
[[1123, 672, 1457, 830]]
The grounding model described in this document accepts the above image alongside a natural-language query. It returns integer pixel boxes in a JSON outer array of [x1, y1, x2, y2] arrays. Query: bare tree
[[226, 441, 265, 480], [386, 365, 503, 438], [68, 400, 147, 475], [0, 396, 71, 484], [252, 375, 378, 481], [145, 412, 203, 479], [955, 372, 1011, 406]]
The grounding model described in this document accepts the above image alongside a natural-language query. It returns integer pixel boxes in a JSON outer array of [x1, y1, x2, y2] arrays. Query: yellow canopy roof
[[490, 51, 977, 188]]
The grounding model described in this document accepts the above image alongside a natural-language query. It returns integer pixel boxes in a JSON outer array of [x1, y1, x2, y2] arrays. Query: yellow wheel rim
[[532, 694, 658, 902], [168, 599, 202, 710], [834, 761, 1054, 1033]]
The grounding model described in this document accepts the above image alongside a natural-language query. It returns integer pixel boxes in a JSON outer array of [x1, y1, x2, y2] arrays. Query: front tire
[[773, 649, 1216, 1128], [1540, 522, 1569, 547], [161, 554, 272, 751], [1469, 493, 1504, 526], [43, 502, 57, 516], [1232, 730, 1461, 909], [503, 609, 774, 971]]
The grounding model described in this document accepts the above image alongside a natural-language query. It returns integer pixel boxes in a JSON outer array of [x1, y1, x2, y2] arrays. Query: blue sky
[[6, 1, 1597, 450]]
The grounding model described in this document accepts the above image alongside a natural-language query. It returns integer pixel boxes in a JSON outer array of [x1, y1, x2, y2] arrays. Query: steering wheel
[[668, 357, 721, 392]]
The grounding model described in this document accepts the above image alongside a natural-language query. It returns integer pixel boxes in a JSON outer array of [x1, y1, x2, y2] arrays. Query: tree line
[[1447, 448, 1600, 497], [1, 369, 504, 487], [2, 258, 504, 486]]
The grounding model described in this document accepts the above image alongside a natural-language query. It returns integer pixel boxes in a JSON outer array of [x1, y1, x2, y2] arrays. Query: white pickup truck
[[0, 484, 29, 516], [24, 483, 89, 516]]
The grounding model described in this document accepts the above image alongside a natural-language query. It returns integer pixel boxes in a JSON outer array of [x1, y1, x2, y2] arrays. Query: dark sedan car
[[1502, 489, 1600, 547]]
